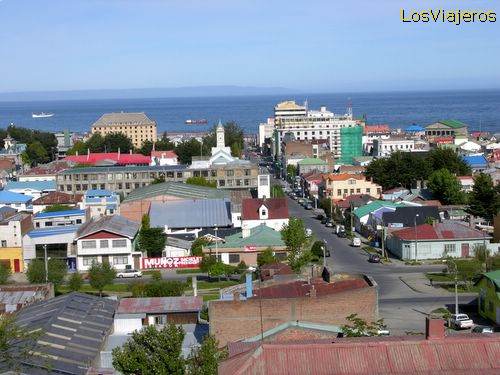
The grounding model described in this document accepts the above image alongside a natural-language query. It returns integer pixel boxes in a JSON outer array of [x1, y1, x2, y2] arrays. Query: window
[[83, 256, 97, 266], [219, 180, 226, 187], [366, 188, 371, 193], [337, 189, 342, 196], [100, 240, 109, 248], [82, 240, 96, 249], [113, 256, 128, 265], [226, 170, 234, 177], [45, 222, 53, 227], [76, 219, 82, 224], [444, 244, 456, 254], [112, 239, 127, 248], [356, 188, 361, 193], [229, 254, 240, 263], [348, 179, 356, 185], [0, 240, 6, 247], [244, 169, 251, 176], [154, 315, 167, 325]]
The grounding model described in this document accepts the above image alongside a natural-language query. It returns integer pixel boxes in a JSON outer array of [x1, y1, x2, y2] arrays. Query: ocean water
[[0, 90, 498, 134]]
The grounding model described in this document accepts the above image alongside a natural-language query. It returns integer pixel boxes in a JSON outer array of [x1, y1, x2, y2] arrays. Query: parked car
[[321, 217, 328, 224], [305, 203, 313, 210], [449, 314, 474, 330], [305, 228, 313, 236], [298, 198, 307, 205], [337, 230, 347, 238], [472, 325, 495, 334], [325, 219, 334, 227], [116, 269, 143, 278], [368, 254, 381, 263], [351, 237, 361, 247]]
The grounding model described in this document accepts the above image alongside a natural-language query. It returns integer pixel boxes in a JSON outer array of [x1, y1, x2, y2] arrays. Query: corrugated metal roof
[[206, 224, 285, 249], [0, 190, 32, 203], [75, 214, 139, 240], [5, 180, 56, 191], [149, 199, 232, 229], [117, 296, 202, 314], [27, 225, 80, 238], [392, 222, 490, 241], [34, 209, 86, 219]]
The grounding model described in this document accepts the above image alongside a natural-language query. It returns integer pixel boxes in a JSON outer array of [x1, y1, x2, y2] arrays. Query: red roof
[[323, 173, 366, 182], [65, 152, 151, 166], [117, 297, 202, 314], [32, 191, 83, 205], [392, 222, 487, 241], [220, 334, 500, 375], [364, 124, 390, 135], [151, 150, 178, 159], [252, 277, 368, 299], [336, 194, 375, 209], [241, 198, 289, 220]]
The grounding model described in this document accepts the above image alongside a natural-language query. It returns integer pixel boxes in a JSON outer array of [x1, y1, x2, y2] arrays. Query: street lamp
[[214, 227, 219, 260], [44, 244, 48, 283], [414, 214, 419, 260], [322, 239, 327, 268]]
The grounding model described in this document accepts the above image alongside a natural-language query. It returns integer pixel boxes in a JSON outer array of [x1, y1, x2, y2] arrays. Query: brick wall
[[209, 285, 377, 347]]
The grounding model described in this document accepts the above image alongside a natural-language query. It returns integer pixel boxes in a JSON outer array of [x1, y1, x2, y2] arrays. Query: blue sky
[[0, 0, 498, 93]]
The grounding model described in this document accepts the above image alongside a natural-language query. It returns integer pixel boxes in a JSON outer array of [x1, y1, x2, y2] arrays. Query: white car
[[450, 314, 473, 329], [116, 269, 143, 278], [352, 237, 361, 247], [305, 228, 313, 237]]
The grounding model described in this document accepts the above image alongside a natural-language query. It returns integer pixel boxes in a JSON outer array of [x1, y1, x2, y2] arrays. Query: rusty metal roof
[[117, 296, 203, 314], [220, 334, 500, 375]]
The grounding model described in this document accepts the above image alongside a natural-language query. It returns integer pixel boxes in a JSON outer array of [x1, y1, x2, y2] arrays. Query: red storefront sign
[[244, 245, 257, 252], [141, 256, 202, 269]]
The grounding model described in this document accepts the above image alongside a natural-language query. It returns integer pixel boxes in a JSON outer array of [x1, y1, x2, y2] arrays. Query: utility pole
[[44, 244, 49, 283], [350, 201, 354, 234], [414, 214, 419, 260]]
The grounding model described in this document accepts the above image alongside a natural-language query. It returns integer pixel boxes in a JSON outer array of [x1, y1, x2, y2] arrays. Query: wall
[[0, 247, 23, 272], [241, 218, 288, 232], [478, 278, 500, 325], [209, 285, 377, 347]]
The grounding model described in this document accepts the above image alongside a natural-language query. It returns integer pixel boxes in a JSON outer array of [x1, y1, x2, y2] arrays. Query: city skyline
[[0, 0, 498, 94]]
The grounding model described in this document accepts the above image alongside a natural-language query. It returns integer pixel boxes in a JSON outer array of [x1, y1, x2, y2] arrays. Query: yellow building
[[0, 247, 23, 272], [322, 173, 382, 200], [91, 112, 157, 149]]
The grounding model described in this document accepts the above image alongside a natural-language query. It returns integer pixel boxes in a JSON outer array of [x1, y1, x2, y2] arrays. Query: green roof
[[352, 200, 401, 218], [123, 181, 229, 203], [298, 157, 327, 166], [207, 224, 285, 249], [483, 270, 500, 289], [437, 119, 468, 129]]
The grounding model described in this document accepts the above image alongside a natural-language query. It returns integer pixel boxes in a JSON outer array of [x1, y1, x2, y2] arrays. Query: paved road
[[286, 193, 476, 334]]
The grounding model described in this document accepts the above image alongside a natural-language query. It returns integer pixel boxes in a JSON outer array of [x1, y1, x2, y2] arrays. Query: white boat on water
[[32, 112, 54, 118]]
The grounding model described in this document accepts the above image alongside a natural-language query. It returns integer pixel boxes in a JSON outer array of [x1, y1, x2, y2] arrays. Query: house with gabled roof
[[241, 197, 289, 234], [75, 214, 141, 271], [425, 119, 468, 139]]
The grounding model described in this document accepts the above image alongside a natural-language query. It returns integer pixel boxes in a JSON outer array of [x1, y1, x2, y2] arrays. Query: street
[[286, 193, 476, 334]]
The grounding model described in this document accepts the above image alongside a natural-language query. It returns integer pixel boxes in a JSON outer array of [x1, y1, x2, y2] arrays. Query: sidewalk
[[399, 273, 476, 297]]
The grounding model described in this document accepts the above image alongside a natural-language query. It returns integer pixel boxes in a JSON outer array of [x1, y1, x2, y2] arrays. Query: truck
[[449, 314, 474, 330]]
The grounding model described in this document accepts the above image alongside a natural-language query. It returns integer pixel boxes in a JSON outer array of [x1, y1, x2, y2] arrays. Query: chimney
[[426, 317, 445, 340], [245, 273, 253, 298]]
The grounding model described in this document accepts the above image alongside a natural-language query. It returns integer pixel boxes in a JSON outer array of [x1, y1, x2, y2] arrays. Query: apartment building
[[56, 164, 259, 196], [269, 101, 360, 158], [372, 137, 416, 157], [321, 173, 382, 200], [91, 112, 158, 149]]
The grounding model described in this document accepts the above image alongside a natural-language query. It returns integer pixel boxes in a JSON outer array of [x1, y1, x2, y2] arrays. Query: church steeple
[[216, 120, 225, 149]]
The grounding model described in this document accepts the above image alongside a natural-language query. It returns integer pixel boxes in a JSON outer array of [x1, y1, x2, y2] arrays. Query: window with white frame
[[113, 256, 128, 265], [112, 239, 127, 248], [100, 240, 109, 248], [444, 243, 456, 254], [82, 256, 98, 266], [81, 240, 97, 249]]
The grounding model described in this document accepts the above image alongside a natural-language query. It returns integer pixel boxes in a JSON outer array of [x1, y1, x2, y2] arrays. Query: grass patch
[[176, 269, 203, 274], [425, 273, 454, 282], [442, 284, 480, 293], [196, 280, 240, 289], [202, 294, 220, 302], [59, 283, 130, 294], [404, 260, 422, 266], [362, 246, 379, 255]]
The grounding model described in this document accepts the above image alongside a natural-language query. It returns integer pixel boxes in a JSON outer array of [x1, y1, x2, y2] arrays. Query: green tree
[[137, 214, 166, 257], [186, 176, 217, 188], [311, 241, 326, 258], [66, 140, 87, 155], [26, 259, 67, 290], [271, 185, 285, 198], [200, 255, 217, 273], [191, 237, 210, 256], [67, 272, 83, 292], [155, 133, 176, 151], [427, 168, 466, 205], [112, 324, 185, 375], [187, 334, 227, 375], [43, 204, 73, 213], [446, 259, 483, 290], [466, 173, 500, 222], [130, 280, 186, 297], [427, 147, 471, 176], [175, 138, 203, 164], [281, 217, 309, 271], [0, 262, 11, 284], [286, 164, 297, 179], [103, 132, 134, 153], [340, 313, 386, 337], [84, 133, 105, 152], [22, 140, 49, 166], [88, 261, 116, 297], [257, 248, 278, 267], [0, 315, 43, 372], [138, 139, 154, 155]]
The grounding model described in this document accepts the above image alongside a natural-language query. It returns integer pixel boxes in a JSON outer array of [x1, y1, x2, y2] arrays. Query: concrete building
[[339, 125, 363, 163], [386, 222, 493, 260], [241, 198, 289, 233], [82, 189, 120, 218], [18, 160, 73, 182], [0, 210, 32, 272], [425, 119, 468, 139], [209, 273, 378, 347], [75, 215, 141, 271], [91, 112, 158, 149], [372, 136, 416, 157], [4, 180, 56, 200], [297, 157, 328, 175], [321, 173, 382, 201], [150, 150, 179, 166], [33, 208, 88, 229]]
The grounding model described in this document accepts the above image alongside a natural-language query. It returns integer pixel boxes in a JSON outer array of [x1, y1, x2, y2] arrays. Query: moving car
[[368, 254, 381, 263], [449, 314, 474, 330], [352, 237, 361, 247], [472, 325, 495, 334], [116, 269, 143, 278]]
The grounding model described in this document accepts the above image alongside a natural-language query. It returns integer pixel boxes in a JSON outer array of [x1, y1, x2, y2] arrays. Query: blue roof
[[84, 189, 115, 197], [463, 154, 488, 167], [0, 190, 32, 204], [5, 180, 56, 191], [405, 124, 424, 132], [34, 209, 86, 219], [27, 225, 80, 238]]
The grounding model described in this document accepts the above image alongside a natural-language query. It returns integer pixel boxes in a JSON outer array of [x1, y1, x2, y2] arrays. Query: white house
[[82, 189, 120, 219], [33, 209, 88, 229], [74, 215, 140, 271], [241, 198, 289, 235], [150, 150, 179, 166], [372, 137, 415, 157], [0, 190, 33, 212], [4, 180, 56, 200]]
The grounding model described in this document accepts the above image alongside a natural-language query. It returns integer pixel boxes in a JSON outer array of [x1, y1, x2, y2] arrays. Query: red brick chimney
[[426, 317, 445, 340]]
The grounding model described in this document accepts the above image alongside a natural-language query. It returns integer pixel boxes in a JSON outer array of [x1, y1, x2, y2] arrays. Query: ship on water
[[32, 112, 54, 118], [185, 118, 207, 125]]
